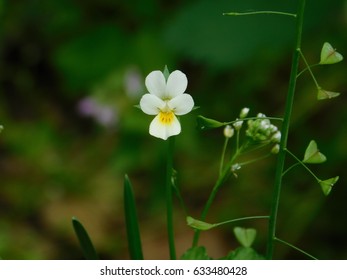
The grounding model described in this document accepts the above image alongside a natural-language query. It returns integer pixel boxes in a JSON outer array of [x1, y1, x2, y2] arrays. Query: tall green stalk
[[266, 0, 306, 259], [166, 137, 176, 259]]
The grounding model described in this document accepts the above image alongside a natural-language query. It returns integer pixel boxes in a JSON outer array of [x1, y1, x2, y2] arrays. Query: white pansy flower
[[139, 70, 194, 140]]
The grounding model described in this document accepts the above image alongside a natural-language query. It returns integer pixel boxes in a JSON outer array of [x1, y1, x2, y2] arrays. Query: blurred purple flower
[[78, 97, 98, 117], [77, 97, 118, 128], [124, 67, 143, 98]]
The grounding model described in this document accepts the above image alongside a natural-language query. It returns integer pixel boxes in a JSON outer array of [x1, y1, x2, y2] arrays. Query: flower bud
[[271, 144, 280, 154], [233, 119, 243, 131], [271, 131, 281, 143], [223, 125, 234, 138], [231, 163, 241, 178], [269, 124, 278, 133], [240, 107, 250, 119]]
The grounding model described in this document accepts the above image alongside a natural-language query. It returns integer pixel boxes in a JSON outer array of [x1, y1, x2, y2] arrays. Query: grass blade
[[124, 174, 144, 260], [72, 216, 99, 260]]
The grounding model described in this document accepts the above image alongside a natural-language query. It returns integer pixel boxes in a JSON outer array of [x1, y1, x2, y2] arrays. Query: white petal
[[149, 114, 181, 140], [145, 71, 166, 97], [140, 94, 165, 115], [166, 70, 188, 98], [168, 94, 194, 115]]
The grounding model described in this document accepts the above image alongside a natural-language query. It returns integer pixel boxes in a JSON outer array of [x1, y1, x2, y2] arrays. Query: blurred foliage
[[0, 0, 346, 259]]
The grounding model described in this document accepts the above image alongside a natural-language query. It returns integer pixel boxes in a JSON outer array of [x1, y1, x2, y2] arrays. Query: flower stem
[[285, 148, 320, 181], [282, 162, 300, 177], [223, 11, 297, 18], [298, 50, 320, 89], [296, 63, 319, 78], [166, 137, 176, 259], [274, 237, 318, 260], [266, 0, 306, 260], [192, 150, 240, 247], [213, 215, 269, 228], [219, 137, 230, 175]]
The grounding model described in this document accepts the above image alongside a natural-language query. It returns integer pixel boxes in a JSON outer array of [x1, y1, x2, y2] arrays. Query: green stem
[[238, 153, 271, 167], [282, 162, 300, 177], [266, 0, 306, 260], [223, 11, 297, 18], [296, 63, 319, 78], [225, 116, 283, 127], [285, 148, 320, 181], [192, 150, 241, 247], [298, 50, 320, 88], [214, 215, 269, 228], [274, 237, 318, 260], [219, 137, 230, 175], [166, 137, 176, 260], [236, 129, 240, 151]]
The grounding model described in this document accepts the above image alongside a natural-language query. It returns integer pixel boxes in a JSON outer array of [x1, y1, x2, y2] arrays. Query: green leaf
[[186, 216, 215, 231], [72, 217, 99, 260], [233, 227, 257, 248], [124, 174, 144, 260], [319, 42, 343, 65], [319, 176, 339, 196], [317, 88, 340, 100], [163, 65, 170, 80], [224, 247, 265, 260], [180, 246, 211, 260], [196, 115, 225, 130], [303, 140, 327, 164]]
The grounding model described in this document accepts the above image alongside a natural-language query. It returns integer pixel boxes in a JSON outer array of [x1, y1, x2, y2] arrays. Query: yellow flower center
[[159, 111, 174, 124]]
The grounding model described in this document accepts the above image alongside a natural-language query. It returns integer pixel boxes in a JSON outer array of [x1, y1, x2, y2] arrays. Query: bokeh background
[[0, 0, 346, 259]]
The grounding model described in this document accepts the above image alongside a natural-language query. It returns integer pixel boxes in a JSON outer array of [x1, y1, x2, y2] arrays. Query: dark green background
[[0, 0, 346, 259]]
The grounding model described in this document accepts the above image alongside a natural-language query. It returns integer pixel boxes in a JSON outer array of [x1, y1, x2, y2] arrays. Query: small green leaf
[[319, 42, 343, 65], [196, 115, 225, 130], [319, 176, 339, 196], [124, 174, 144, 260], [303, 140, 327, 164], [180, 246, 211, 260], [317, 88, 340, 100], [224, 247, 265, 260], [233, 227, 257, 248], [186, 216, 215, 231], [72, 217, 99, 260]]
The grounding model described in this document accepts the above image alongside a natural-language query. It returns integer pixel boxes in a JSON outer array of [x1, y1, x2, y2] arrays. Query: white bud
[[271, 144, 280, 154], [271, 131, 281, 143], [260, 119, 270, 130], [223, 125, 234, 138], [240, 107, 250, 119], [231, 163, 241, 172], [233, 119, 243, 131], [269, 124, 278, 133], [257, 113, 266, 118]]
